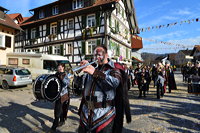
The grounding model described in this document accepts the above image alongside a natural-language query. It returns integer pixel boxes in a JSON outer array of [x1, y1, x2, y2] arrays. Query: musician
[[51, 63, 70, 131], [78, 45, 131, 133]]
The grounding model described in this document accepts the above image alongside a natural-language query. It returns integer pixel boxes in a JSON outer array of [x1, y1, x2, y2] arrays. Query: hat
[[165, 60, 170, 65]]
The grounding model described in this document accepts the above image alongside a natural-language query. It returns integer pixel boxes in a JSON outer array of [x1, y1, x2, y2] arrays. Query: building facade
[[175, 50, 193, 66], [15, 0, 139, 65], [0, 6, 22, 65]]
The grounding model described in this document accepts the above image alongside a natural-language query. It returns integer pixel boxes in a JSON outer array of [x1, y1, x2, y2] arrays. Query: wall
[[0, 26, 15, 65]]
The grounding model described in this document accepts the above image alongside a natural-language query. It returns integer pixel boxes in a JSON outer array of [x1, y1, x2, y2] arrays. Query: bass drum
[[33, 74, 61, 102]]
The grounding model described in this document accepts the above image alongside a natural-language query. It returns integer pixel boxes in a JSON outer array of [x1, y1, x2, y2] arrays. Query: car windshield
[[15, 69, 31, 75]]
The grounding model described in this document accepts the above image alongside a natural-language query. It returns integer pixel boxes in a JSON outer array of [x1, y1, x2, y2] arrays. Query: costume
[[165, 66, 177, 93], [51, 72, 70, 130], [78, 60, 131, 133]]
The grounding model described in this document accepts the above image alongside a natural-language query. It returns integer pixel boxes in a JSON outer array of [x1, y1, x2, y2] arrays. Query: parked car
[[0, 66, 32, 89]]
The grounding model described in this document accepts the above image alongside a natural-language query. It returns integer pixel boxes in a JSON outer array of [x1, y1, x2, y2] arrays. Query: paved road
[[0, 73, 200, 133]]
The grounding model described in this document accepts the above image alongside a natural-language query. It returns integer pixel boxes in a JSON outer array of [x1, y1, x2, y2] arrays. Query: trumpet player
[[77, 45, 131, 133]]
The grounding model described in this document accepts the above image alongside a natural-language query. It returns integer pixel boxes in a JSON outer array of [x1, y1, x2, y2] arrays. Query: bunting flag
[[143, 38, 197, 48], [139, 17, 200, 32]]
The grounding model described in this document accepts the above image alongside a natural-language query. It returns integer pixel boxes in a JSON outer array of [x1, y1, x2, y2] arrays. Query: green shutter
[[46, 23, 50, 35], [122, 10, 124, 18], [126, 48, 128, 59], [28, 29, 31, 39], [36, 27, 40, 38], [82, 15, 86, 29], [57, 21, 61, 34], [60, 45, 64, 56], [96, 12, 100, 27], [97, 39, 101, 46], [49, 46, 52, 54], [81, 41, 86, 54], [109, 16, 112, 27], [115, 20, 117, 33], [117, 21, 119, 33]]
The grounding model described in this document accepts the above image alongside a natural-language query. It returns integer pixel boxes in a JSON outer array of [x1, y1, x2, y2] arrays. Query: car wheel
[[2, 80, 9, 89]]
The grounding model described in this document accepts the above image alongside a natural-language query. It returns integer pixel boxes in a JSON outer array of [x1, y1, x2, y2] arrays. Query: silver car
[[0, 66, 32, 89]]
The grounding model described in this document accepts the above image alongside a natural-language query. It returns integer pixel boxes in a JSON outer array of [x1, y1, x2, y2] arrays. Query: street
[[0, 72, 200, 133]]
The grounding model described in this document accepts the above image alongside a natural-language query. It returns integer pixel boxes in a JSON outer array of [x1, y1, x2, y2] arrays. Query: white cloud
[[173, 8, 192, 15]]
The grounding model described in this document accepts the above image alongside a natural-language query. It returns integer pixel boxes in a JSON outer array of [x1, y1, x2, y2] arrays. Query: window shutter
[[82, 15, 86, 29], [126, 48, 128, 59], [5, 36, 11, 48], [96, 12, 100, 27], [36, 27, 40, 38], [28, 29, 31, 39], [81, 41, 86, 54], [60, 45, 64, 56], [97, 39, 101, 46], [109, 16, 112, 27], [57, 21, 61, 34], [49, 46, 52, 54], [46, 23, 50, 35]]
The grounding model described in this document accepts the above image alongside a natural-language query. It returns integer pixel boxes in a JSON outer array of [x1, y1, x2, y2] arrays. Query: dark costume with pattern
[[78, 60, 131, 133], [51, 72, 70, 130]]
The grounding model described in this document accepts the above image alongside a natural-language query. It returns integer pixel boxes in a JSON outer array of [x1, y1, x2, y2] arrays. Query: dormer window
[[73, 0, 84, 10], [39, 10, 44, 18], [52, 6, 59, 15]]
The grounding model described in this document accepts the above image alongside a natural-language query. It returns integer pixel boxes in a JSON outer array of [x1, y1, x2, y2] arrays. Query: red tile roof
[[0, 14, 22, 31], [8, 13, 21, 19], [21, 0, 118, 27]]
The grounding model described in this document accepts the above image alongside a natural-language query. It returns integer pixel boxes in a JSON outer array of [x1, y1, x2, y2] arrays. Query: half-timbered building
[[15, 0, 139, 65]]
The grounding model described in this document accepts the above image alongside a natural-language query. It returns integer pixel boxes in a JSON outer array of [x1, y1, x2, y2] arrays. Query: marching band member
[[51, 63, 70, 131], [78, 45, 131, 133]]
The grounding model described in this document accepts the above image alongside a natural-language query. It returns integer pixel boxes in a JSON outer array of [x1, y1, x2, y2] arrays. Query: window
[[54, 46, 60, 55], [4, 69, 13, 75], [31, 28, 36, 39], [22, 59, 30, 65], [87, 40, 96, 55], [0, 35, 4, 47], [43, 60, 57, 71], [39, 10, 45, 18], [66, 43, 73, 54], [50, 23, 57, 34], [8, 58, 18, 65], [5, 36, 11, 48], [52, 6, 59, 15], [73, 0, 84, 10], [15, 69, 31, 75], [87, 14, 95, 27], [68, 19, 74, 29]]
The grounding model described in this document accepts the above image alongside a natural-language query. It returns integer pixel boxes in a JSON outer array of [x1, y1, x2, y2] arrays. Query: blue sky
[[1, 0, 200, 54], [134, 0, 200, 54]]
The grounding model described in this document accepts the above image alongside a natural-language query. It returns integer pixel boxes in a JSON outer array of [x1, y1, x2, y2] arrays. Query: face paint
[[94, 48, 105, 63]]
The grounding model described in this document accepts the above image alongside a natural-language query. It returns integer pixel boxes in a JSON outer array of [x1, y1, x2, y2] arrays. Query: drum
[[33, 74, 61, 102], [188, 83, 200, 94]]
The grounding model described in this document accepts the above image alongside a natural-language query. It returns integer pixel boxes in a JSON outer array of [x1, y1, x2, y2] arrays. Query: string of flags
[[139, 18, 199, 32], [142, 38, 196, 48]]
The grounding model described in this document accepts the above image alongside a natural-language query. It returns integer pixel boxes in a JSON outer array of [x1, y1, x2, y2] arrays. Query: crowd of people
[[125, 60, 177, 99], [181, 61, 200, 83]]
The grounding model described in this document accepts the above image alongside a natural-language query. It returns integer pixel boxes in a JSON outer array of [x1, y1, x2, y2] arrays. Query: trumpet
[[67, 60, 98, 77], [72, 60, 98, 73]]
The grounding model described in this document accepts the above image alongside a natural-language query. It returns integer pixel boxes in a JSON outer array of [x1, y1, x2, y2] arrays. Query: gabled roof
[[191, 45, 200, 56], [30, 0, 119, 11], [0, 6, 9, 12], [20, 0, 139, 33], [0, 13, 22, 31], [179, 50, 192, 55], [8, 13, 21, 19]]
